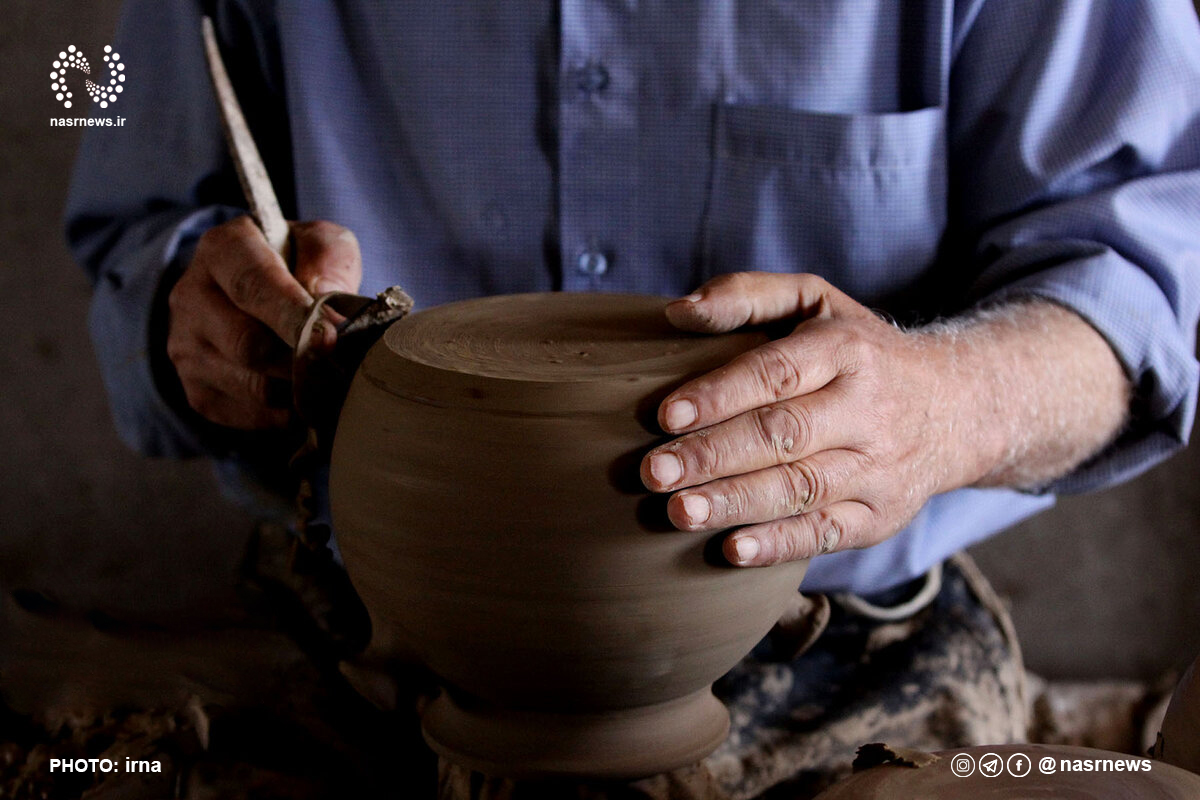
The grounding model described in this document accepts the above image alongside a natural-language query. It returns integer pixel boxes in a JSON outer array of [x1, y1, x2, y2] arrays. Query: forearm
[[925, 299, 1131, 493]]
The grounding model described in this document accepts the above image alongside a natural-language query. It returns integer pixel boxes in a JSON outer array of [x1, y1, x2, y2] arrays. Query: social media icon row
[[950, 752, 1034, 778]]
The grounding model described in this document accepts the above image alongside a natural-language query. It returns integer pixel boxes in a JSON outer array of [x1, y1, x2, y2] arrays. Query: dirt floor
[[0, 525, 439, 799], [0, 525, 1176, 799]]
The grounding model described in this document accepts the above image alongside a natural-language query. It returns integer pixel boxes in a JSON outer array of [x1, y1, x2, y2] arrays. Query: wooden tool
[[199, 15, 411, 358], [201, 16, 289, 256]]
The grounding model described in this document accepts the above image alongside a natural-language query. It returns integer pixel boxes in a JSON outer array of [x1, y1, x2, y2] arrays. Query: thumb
[[290, 220, 363, 296], [665, 271, 865, 333]]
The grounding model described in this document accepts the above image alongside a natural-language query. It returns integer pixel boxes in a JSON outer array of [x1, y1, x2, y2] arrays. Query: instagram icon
[[950, 753, 975, 777]]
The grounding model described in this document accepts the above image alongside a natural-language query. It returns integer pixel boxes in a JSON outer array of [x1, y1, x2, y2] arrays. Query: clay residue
[[851, 742, 941, 772]]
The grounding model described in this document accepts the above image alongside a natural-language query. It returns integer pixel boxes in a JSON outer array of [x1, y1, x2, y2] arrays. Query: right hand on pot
[[639, 272, 1128, 569], [166, 216, 362, 429]]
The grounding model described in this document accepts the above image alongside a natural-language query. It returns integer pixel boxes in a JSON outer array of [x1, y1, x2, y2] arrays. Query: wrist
[[913, 299, 1130, 493], [909, 320, 1012, 495]]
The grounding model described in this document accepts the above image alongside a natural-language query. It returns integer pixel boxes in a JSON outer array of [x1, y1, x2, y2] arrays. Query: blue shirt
[[67, 0, 1200, 593]]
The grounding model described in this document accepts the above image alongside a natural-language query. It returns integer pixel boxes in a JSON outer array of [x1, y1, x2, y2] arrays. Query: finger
[[666, 448, 869, 532], [643, 384, 852, 492], [187, 282, 292, 376], [179, 381, 292, 429], [723, 501, 876, 567], [664, 272, 871, 334], [176, 349, 293, 413], [291, 220, 363, 296], [203, 216, 314, 347], [656, 324, 847, 434]]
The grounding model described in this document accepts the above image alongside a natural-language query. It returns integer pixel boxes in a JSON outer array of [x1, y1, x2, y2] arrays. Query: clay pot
[[330, 293, 809, 779], [813, 744, 1200, 798]]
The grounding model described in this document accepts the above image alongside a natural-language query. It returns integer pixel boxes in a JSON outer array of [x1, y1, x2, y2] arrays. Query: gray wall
[[2, 1, 1198, 680], [1, 2, 253, 625]]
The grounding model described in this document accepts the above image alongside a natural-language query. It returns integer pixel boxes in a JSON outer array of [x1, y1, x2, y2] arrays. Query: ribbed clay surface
[[330, 293, 810, 778]]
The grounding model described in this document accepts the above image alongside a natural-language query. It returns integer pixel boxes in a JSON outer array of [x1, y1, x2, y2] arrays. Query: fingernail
[[680, 292, 703, 303], [314, 277, 342, 295], [663, 399, 697, 431], [679, 493, 711, 526], [732, 536, 760, 565], [649, 452, 683, 487]]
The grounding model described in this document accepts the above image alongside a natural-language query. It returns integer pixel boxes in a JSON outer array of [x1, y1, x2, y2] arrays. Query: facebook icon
[[1007, 752, 1032, 777]]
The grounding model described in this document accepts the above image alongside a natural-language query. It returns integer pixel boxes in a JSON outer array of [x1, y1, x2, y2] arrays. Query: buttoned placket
[[558, 1, 638, 290]]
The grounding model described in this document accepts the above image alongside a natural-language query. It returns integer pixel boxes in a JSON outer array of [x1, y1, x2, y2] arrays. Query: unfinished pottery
[[330, 293, 809, 779]]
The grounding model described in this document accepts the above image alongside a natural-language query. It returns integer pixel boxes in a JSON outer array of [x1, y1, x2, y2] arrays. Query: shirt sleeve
[[65, 0, 294, 459], [947, 0, 1200, 493]]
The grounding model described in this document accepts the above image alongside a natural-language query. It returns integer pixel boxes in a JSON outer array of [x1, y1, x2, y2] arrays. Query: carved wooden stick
[[201, 16, 289, 257]]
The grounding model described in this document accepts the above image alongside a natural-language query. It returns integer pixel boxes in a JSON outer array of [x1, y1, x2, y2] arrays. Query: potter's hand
[[640, 272, 1130, 567], [166, 216, 362, 429]]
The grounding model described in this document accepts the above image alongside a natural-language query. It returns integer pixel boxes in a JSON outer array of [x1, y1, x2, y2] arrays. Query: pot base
[[422, 687, 731, 780]]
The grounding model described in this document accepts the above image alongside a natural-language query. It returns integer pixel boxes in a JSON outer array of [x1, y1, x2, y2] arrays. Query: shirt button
[[572, 62, 610, 95], [576, 250, 609, 276]]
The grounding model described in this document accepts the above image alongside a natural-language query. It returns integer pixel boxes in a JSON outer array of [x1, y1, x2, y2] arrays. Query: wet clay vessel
[[330, 293, 809, 779]]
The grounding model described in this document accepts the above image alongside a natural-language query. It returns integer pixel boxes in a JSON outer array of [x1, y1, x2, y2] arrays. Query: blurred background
[[2, 0, 1198, 696]]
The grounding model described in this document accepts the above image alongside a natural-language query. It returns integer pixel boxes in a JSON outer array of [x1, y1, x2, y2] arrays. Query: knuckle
[[753, 402, 811, 456], [230, 324, 259, 365], [779, 461, 819, 513], [753, 343, 803, 400], [823, 514, 847, 553], [241, 369, 269, 404], [797, 272, 831, 293], [815, 510, 846, 554], [767, 521, 808, 565], [715, 480, 752, 523], [681, 432, 722, 478], [229, 261, 271, 311], [837, 326, 875, 372]]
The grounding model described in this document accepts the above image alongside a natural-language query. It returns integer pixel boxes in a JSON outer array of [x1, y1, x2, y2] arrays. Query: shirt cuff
[[87, 205, 244, 457]]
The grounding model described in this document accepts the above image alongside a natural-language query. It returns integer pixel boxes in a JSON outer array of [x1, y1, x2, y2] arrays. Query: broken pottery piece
[[330, 293, 809, 779], [813, 743, 1200, 798]]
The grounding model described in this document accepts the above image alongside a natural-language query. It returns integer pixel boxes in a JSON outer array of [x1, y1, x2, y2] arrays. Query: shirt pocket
[[701, 103, 948, 308]]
